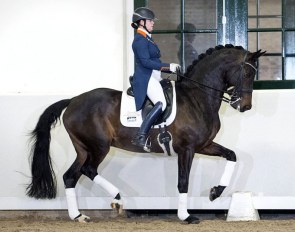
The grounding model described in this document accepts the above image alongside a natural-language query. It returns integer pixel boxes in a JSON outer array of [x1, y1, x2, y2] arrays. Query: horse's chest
[[197, 115, 220, 140], [207, 118, 221, 139]]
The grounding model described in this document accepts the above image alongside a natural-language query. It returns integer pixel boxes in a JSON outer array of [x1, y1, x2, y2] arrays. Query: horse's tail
[[26, 99, 71, 199]]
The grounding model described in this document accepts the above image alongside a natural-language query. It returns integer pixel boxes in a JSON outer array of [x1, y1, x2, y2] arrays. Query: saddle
[[127, 76, 173, 124]]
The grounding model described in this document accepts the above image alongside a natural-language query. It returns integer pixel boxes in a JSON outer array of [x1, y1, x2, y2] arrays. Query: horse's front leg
[[177, 148, 200, 224], [199, 142, 236, 201]]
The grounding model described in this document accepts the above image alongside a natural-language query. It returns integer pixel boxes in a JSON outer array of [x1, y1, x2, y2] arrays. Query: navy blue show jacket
[[132, 30, 170, 111]]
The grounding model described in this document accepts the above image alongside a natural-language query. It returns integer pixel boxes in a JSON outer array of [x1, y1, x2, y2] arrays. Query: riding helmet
[[131, 7, 157, 29]]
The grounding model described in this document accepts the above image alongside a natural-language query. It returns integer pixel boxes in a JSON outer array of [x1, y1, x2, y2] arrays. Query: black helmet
[[131, 7, 156, 29]]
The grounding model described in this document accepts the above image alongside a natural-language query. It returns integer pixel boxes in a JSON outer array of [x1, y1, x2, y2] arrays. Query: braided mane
[[184, 44, 245, 77]]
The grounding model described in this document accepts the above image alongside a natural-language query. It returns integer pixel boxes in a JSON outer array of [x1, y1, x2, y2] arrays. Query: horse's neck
[[177, 83, 223, 115], [184, 67, 225, 106]]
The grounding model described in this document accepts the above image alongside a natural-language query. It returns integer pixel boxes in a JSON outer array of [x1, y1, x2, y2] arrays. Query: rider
[[130, 7, 180, 150]]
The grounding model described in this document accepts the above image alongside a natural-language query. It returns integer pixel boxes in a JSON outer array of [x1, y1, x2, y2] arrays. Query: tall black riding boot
[[132, 101, 163, 151]]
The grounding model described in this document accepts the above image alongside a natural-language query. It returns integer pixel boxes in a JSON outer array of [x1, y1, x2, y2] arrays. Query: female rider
[[130, 7, 180, 150]]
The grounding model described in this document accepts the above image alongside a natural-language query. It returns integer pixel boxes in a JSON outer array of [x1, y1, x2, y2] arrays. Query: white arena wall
[[0, 0, 134, 94], [1, 1, 295, 211], [0, 90, 295, 210]]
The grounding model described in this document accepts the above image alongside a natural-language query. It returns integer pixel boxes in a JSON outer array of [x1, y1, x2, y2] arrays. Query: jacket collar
[[137, 28, 151, 38]]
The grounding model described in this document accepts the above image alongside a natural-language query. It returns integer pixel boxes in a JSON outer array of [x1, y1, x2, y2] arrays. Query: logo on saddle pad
[[120, 80, 177, 128]]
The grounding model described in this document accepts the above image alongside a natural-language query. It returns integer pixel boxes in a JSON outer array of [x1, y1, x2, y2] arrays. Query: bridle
[[175, 52, 257, 106], [227, 53, 257, 106]]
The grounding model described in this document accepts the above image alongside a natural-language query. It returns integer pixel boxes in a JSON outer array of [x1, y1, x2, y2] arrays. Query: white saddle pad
[[120, 81, 177, 128]]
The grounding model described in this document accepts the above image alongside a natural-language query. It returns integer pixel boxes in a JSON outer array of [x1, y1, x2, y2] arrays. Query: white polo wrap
[[65, 188, 80, 220], [177, 193, 190, 221], [219, 161, 236, 186], [93, 175, 119, 198]]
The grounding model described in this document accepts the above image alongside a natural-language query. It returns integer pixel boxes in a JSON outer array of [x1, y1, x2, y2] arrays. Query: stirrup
[[143, 136, 151, 152], [132, 134, 151, 152]]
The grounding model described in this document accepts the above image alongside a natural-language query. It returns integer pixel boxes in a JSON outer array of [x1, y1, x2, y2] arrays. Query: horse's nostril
[[244, 105, 252, 111]]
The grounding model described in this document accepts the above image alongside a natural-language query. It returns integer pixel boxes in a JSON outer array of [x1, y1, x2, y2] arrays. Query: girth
[[127, 76, 173, 124]]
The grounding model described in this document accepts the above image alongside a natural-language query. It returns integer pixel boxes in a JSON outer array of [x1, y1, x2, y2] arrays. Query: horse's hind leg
[[63, 138, 90, 222], [199, 142, 237, 201], [62, 128, 104, 222], [63, 138, 123, 222], [80, 153, 123, 215], [64, 165, 90, 222]]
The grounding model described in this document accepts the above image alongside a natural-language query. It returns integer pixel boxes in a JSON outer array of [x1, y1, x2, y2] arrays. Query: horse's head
[[226, 49, 266, 112], [182, 45, 265, 112]]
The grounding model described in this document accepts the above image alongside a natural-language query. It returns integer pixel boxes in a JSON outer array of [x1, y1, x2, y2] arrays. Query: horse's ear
[[249, 49, 266, 61]]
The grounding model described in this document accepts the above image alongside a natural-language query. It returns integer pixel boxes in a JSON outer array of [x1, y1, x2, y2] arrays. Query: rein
[[175, 71, 232, 103], [175, 52, 257, 105]]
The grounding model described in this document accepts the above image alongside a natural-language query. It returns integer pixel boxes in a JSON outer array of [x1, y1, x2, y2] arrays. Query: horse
[[26, 44, 265, 224]]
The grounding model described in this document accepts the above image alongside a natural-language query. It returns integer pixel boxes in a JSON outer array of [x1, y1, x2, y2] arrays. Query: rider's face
[[140, 19, 154, 32]]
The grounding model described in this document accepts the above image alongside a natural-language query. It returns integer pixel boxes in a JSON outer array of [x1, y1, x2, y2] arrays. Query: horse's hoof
[[74, 214, 90, 223], [209, 185, 226, 201], [209, 186, 218, 201], [111, 202, 124, 215], [184, 215, 200, 224]]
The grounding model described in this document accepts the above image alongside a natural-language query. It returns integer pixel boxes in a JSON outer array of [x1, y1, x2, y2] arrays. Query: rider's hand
[[170, 63, 181, 73]]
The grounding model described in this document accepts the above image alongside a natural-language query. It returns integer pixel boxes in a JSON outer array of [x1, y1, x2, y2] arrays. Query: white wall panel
[[0, 90, 295, 210], [0, 0, 125, 94]]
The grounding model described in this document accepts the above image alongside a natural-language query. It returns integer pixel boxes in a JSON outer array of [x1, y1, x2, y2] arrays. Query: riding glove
[[170, 63, 181, 73]]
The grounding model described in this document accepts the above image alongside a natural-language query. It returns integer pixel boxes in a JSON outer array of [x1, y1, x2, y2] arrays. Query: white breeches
[[147, 70, 167, 111]]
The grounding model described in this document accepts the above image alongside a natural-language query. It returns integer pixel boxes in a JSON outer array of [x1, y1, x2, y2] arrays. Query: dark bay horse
[[26, 44, 265, 224]]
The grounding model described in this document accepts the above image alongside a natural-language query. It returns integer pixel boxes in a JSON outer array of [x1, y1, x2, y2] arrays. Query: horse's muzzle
[[232, 94, 252, 112], [239, 104, 252, 112], [231, 100, 252, 112]]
